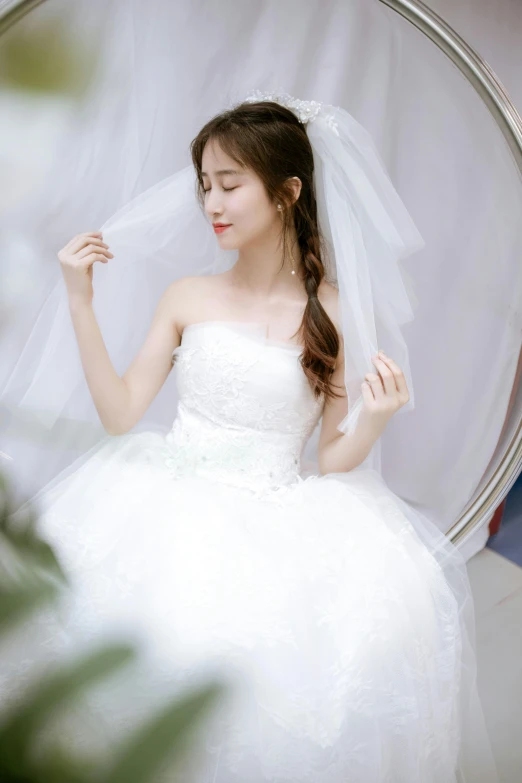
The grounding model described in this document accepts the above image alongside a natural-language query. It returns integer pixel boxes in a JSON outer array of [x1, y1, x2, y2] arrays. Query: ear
[[287, 176, 303, 205]]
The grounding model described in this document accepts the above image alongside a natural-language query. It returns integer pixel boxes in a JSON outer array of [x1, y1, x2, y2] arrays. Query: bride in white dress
[[1, 93, 498, 782]]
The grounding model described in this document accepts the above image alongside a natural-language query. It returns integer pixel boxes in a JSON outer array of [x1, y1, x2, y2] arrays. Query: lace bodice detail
[[163, 321, 324, 496]]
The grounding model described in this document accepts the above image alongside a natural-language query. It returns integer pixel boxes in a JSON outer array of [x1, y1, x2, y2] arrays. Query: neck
[[230, 230, 304, 299]]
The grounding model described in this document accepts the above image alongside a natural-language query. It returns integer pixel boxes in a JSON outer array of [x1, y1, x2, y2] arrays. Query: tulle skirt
[[2, 431, 498, 783]]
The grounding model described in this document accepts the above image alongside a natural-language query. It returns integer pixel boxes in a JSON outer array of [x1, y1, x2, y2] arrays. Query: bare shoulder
[[318, 280, 341, 332], [162, 274, 213, 300], [160, 274, 226, 330]]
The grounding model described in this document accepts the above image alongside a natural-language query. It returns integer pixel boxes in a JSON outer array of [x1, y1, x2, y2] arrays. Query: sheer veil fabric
[[1, 90, 424, 473]]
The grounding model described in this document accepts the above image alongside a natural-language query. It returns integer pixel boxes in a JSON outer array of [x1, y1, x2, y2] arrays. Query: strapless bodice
[[163, 321, 324, 495]]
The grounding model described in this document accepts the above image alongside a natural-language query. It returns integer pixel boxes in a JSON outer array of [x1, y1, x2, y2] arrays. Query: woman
[[1, 94, 497, 782]]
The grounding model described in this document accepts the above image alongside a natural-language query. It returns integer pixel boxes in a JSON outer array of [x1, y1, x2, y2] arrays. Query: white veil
[[0, 89, 424, 479]]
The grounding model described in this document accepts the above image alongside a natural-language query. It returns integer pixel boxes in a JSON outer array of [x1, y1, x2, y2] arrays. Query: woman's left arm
[[318, 336, 411, 474]]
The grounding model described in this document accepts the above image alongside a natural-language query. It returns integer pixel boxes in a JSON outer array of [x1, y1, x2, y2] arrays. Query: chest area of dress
[[171, 322, 324, 434]]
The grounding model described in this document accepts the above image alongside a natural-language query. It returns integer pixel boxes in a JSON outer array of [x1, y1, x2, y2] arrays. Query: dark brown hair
[[190, 99, 342, 402]]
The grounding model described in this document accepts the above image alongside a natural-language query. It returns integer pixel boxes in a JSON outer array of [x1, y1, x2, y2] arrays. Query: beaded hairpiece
[[243, 89, 340, 135]]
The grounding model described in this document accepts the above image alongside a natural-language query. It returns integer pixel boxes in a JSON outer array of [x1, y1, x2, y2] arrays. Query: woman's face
[[201, 139, 279, 250]]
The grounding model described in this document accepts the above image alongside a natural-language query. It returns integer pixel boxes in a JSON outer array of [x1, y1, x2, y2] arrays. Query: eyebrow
[[201, 168, 243, 177]]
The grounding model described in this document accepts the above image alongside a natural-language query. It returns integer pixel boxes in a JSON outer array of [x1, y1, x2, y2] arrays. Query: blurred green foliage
[[0, 8, 99, 97]]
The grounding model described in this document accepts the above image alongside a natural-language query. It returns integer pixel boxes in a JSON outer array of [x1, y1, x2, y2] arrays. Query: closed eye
[[203, 186, 237, 193]]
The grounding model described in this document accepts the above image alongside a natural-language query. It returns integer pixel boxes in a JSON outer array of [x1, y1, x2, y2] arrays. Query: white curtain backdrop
[[1, 0, 521, 557]]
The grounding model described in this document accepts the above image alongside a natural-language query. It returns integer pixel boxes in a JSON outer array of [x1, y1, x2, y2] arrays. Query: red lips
[[213, 223, 232, 233]]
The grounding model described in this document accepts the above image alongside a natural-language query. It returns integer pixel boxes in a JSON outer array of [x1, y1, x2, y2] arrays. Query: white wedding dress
[[3, 320, 494, 782]]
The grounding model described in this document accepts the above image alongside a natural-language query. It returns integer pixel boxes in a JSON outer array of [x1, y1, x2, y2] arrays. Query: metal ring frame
[[1, 0, 521, 546]]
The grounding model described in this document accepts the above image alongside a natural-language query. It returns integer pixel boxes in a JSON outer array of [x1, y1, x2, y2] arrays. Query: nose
[[204, 190, 223, 220]]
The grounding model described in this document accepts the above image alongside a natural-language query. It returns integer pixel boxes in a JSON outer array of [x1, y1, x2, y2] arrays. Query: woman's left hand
[[359, 350, 410, 437]]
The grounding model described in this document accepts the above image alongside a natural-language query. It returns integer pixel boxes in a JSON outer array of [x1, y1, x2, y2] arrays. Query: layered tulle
[[2, 430, 496, 782]]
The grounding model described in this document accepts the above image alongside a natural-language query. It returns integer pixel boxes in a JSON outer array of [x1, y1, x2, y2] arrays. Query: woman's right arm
[[60, 232, 183, 435]]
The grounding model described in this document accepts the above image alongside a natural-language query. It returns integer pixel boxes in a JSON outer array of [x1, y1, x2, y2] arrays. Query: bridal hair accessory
[[0, 87, 425, 475], [244, 89, 340, 135]]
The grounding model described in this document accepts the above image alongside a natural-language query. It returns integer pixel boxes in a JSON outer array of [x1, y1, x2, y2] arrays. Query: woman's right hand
[[58, 232, 113, 307]]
